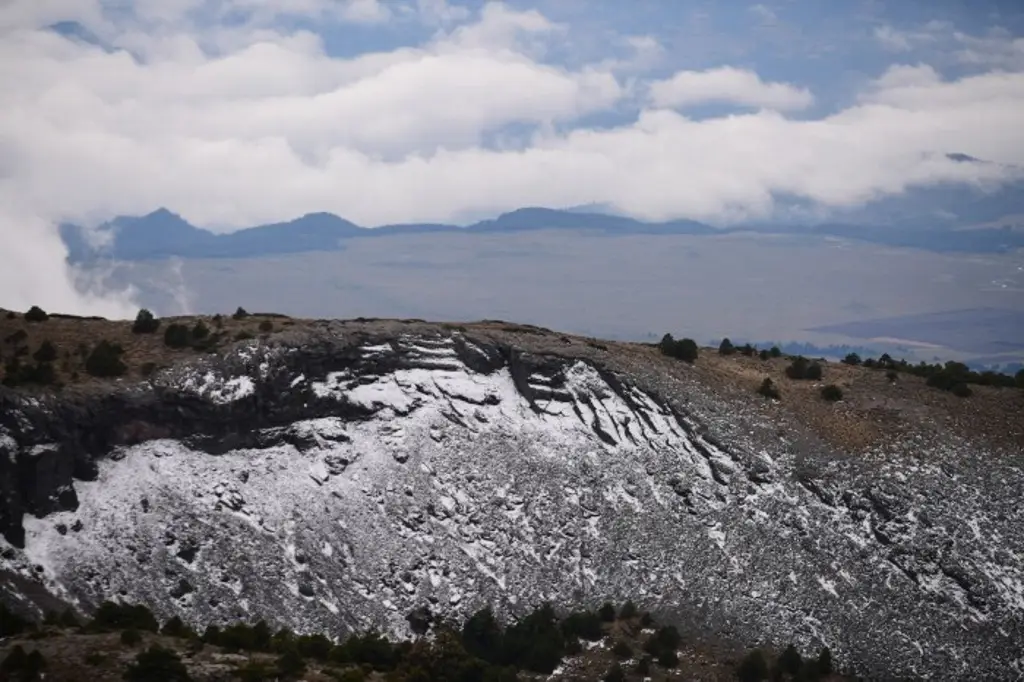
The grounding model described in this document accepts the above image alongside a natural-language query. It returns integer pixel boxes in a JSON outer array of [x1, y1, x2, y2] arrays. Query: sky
[[0, 0, 1023, 315]]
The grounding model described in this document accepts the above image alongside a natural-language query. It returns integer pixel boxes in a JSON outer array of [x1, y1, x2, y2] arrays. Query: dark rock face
[[1, 325, 1022, 681]]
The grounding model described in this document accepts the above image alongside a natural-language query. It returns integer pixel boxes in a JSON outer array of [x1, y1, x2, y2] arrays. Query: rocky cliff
[[1, 320, 1022, 680]]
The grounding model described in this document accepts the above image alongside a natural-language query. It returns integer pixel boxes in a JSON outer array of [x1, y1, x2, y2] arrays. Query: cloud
[[954, 29, 1024, 70], [1, 1, 1024, 316], [648, 66, 815, 111]]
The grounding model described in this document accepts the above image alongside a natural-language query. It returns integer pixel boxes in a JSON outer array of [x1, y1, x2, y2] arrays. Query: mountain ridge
[[60, 179, 1024, 262], [1, 314, 1023, 680]]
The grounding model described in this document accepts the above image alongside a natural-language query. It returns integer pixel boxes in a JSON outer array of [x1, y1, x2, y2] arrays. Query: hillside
[[1, 308, 1023, 680]]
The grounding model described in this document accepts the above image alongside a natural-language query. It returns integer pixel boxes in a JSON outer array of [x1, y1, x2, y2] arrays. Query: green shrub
[[637, 655, 652, 676], [276, 648, 307, 680], [820, 384, 843, 402], [0, 603, 32, 637], [951, 382, 973, 398], [160, 616, 192, 639], [192, 320, 210, 340], [233, 307, 250, 320], [140, 362, 158, 377], [122, 628, 143, 646], [816, 647, 833, 675], [598, 602, 616, 622], [778, 644, 803, 676], [611, 641, 632, 659], [24, 306, 49, 322], [604, 662, 626, 682], [561, 610, 603, 642], [757, 378, 780, 400], [90, 602, 159, 633], [841, 353, 861, 366], [258, 320, 274, 333], [737, 649, 768, 682], [1017, 369, 1024, 389], [618, 601, 638, 620], [718, 338, 735, 355], [85, 340, 127, 378], [132, 309, 160, 334], [659, 333, 698, 363], [758, 349, 770, 361], [84, 651, 106, 666], [785, 357, 822, 381], [461, 607, 504, 664], [164, 324, 190, 349], [886, 370, 899, 383], [124, 645, 192, 682], [1, 645, 27, 673], [33, 341, 57, 363], [234, 331, 255, 341], [769, 346, 782, 358]]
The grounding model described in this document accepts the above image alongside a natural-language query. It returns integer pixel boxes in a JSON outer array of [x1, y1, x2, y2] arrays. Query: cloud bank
[[0, 0, 1022, 314]]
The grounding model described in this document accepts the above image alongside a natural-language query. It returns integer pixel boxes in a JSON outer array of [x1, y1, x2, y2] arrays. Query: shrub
[[757, 378, 780, 400], [233, 307, 250, 320], [1, 645, 27, 673], [604, 663, 626, 682], [637, 655, 652, 677], [160, 616, 192, 639], [769, 346, 782, 358], [561, 610, 603, 642], [59, 608, 80, 628], [659, 334, 698, 363], [886, 370, 899, 383], [124, 645, 192, 682], [820, 384, 843, 402], [461, 607, 504, 664], [718, 338, 735, 356], [656, 648, 679, 668], [816, 647, 833, 675], [90, 602, 159, 633], [841, 353, 861, 366], [736, 649, 769, 682], [778, 644, 803, 676], [618, 601, 638, 620], [951, 382, 973, 398], [122, 628, 143, 646], [598, 602, 616, 622], [24, 306, 49, 322], [611, 641, 632, 659], [234, 331, 255, 341], [276, 648, 307, 680], [4, 311, 14, 319], [785, 357, 822, 381], [1017, 369, 1024, 389], [2, 358, 56, 387], [132, 309, 160, 334], [140, 362, 158, 377], [758, 349, 770, 361], [192, 321, 210, 340], [258, 320, 274, 333], [739, 343, 756, 357], [33, 341, 57, 363], [84, 651, 106, 666], [85, 340, 127, 378], [164, 324, 190, 349]]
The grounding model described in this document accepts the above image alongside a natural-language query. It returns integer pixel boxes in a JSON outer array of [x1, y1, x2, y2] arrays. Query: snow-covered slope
[[1, 325, 1022, 680]]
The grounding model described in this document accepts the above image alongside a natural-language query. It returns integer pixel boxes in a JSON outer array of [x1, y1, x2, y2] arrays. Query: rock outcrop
[[1, 322, 1022, 680]]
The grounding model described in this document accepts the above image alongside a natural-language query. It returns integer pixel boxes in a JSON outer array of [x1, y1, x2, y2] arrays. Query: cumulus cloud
[[0, 1, 1023, 314], [648, 66, 815, 111]]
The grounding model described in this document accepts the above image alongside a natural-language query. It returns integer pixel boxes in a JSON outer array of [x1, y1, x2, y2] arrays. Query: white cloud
[[954, 30, 1024, 70], [874, 25, 915, 52], [1, 1, 1024, 315], [648, 66, 814, 111]]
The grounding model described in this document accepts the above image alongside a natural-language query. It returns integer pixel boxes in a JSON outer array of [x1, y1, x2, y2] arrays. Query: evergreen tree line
[[1, 600, 837, 682]]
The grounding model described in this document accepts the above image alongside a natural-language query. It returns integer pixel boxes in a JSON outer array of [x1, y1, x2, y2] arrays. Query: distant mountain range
[[60, 157, 1024, 261], [59, 207, 721, 262]]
